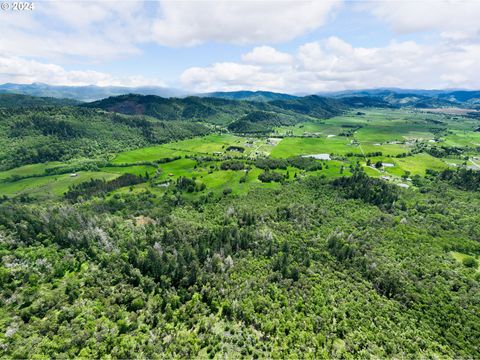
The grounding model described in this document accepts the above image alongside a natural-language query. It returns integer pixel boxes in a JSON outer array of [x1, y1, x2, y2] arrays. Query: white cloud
[[0, 0, 151, 61], [152, 0, 341, 46], [242, 46, 293, 65], [181, 62, 287, 92], [180, 37, 480, 93], [0, 55, 164, 87], [368, 0, 480, 41], [0, 0, 341, 61]]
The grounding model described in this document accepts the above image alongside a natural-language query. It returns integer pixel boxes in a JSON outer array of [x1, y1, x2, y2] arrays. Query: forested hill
[[0, 82, 184, 101], [269, 95, 349, 118], [83, 94, 347, 124], [0, 93, 80, 108], [0, 107, 211, 170], [328, 89, 480, 109], [228, 111, 299, 133], [200, 90, 298, 102]]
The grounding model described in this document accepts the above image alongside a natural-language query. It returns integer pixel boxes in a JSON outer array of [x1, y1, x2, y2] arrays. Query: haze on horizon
[[0, 0, 479, 93]]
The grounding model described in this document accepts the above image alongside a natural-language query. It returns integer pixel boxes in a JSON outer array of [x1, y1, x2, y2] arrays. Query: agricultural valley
[[0, 91, 479, 358]]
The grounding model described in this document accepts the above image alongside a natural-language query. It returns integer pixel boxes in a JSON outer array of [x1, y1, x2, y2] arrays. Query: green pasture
[[112, 146, 187, 164], [355, 124, 434, 143], [271, 136, 362, 158], [367, 153, 449, 177], [0, 171, 120, 198], [360, 142, 410, 156], [101, 165, 157, 177], [443, 130, 480, 147], [163, 134, 241, 154], [0, 162, 63, 180]]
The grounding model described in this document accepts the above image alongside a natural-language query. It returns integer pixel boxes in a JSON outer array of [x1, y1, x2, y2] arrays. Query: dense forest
[[84, 94, 347, 125], [1, 170, 479, 358]]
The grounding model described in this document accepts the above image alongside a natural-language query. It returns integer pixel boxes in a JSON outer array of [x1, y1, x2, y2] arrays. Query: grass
[[355, 124, 434, 143], [450, 251, 480, 272], [271, 137, 362, 158], [366, 153, 448, 177], [163, 134, 241, 154], [156, 158, 199, 181], [3, 107, 480, 199], [112, 146, 187, 164], [443, 130, 480, 147], [0, 162, 63, 180], [100, 165, 157, 177], [0, 171, 120, 198]]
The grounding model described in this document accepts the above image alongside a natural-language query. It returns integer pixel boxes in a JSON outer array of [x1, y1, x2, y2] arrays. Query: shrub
[[463, 256, 478, 268]]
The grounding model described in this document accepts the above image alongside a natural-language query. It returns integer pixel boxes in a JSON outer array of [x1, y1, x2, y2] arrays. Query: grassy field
[[271, 136, 362, 157], [0, 162, 63, 180], [1, 107, 479, 199], [0, 171, 120, 197], [100, 165, 157, 177], [366, 153, 449, 176], [112, 146, 187, 164]]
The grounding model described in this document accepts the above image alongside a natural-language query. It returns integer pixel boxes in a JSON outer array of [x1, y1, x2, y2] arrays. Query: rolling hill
[[227, 111, 298, 133], [201, 90, 298, 102], [325, 89, 480, 108], [0, 93, 80, 107], [83, 94, 347, 125]]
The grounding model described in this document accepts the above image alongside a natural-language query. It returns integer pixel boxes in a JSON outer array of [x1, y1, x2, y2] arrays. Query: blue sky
[[0, 0, 479, 92]]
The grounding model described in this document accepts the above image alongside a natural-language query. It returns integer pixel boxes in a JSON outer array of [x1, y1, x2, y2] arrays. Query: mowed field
[[271, 136, 362, 157], [1, 108, 479, 199], [0, 171, 120, 197]]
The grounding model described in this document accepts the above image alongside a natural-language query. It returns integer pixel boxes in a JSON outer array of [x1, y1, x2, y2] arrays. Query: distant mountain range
[[199, 90, 298, 102], [1, 83, 480, 109], [0, 83, 185, 102], [321, 88, 480, 109], [0, 93, 79, 108]]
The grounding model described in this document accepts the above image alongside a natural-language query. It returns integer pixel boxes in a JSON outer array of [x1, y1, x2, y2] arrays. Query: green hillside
[[202, 90, 298, 102], [0, 107, 210, 170], [0, 93, 79, 108], [228, 111, 298, 133], [84, 94, 347, 125]]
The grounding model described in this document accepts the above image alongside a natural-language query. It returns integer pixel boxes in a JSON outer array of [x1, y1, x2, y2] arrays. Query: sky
[[0, 0, 479, 93]]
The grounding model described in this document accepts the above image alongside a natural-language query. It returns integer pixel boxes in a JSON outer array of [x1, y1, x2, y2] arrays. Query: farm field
[[1, 108, 479, 199], [0, 171, 120, 198]]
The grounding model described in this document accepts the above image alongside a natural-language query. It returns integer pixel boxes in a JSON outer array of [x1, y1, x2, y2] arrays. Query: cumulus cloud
[[0, 55, 164, 87], [368, 0, 480, 41], [181, 62, 288, 92], [152, 0, 341, 46], [0, 0, 341, 61], [0, 0, 151, 60], [241, 46, 293, 65], [181, 37, 480, 93]]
